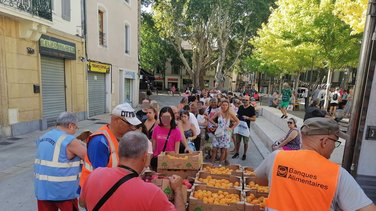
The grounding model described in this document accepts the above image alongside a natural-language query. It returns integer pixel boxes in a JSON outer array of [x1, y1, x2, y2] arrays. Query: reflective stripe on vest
[[34, 134, 80, 181], [34, 159, 81, 168], [266, 150, 340, 211], [83, 129, 118, 172], [35, 173, 80, 182], [80, 125, 119, 188]]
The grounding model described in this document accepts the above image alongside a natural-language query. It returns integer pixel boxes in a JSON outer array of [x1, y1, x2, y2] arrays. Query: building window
[[125, 25, 130, 54], [98, 10, 106, 46], [62, 0, 71, 21]]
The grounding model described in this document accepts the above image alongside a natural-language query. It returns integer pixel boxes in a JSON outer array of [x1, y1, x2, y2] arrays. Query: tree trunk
[[294, 73, 300, 91], [324, 68, 333, 109]]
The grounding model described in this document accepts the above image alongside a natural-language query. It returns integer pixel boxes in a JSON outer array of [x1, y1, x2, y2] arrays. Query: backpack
[[332, 93, 338, 101]]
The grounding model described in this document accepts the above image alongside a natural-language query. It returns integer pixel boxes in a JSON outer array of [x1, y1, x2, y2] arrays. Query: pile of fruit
[[244, 169, 256, 176], [197, 176, 240, 189], [166, 154, 188, 160], [246, 181, 269, 193], [203, 166, 233, 175], [193, 189, 241, 205], [246, 193, 266, 208]]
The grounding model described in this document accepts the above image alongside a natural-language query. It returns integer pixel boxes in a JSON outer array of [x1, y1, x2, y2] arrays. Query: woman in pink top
[[151, 107, 183, 157]]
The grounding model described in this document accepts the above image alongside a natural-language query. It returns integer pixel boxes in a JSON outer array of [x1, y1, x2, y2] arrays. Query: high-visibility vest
[[266, 150, 340, 211], [34, 129, 81, 200], [79, 125, 119, 188]]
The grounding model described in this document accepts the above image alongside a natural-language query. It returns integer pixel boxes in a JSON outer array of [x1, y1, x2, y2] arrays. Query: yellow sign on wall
[[88, 61, 111, 73]]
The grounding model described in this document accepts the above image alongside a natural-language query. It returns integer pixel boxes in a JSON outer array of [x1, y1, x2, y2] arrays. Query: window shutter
[[62, 0, 71, 21]]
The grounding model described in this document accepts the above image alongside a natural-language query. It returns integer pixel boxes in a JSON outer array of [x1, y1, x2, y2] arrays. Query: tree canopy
[[151, 0, 274, 88], [247, 0, 362, 78]]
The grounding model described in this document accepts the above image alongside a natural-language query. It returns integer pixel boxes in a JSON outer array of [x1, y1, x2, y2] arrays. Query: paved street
[[0, 94, 264, 211]]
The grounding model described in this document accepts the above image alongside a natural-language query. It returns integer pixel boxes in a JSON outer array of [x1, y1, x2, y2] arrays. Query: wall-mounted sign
[[39, 35, 76, 59], [168, 78, 179, 82], [155, 76, 164, 81], [88, 61, 111, 73], [124, 71, 136, 79]]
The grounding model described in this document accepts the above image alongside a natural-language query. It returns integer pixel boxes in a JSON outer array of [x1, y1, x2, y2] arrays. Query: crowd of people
[[33, 86, 375, 211], [267, 83, 353, 121]]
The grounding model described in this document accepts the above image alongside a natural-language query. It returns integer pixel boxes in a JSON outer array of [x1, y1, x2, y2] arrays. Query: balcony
[[0, 0, 52, 21]]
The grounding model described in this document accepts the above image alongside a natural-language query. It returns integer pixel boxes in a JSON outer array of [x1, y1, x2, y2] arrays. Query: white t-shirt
[[330, 91, 340, 104], [189, 112, 200, 136], [255, 150, 373, 211], [196, 114, 207, 129]]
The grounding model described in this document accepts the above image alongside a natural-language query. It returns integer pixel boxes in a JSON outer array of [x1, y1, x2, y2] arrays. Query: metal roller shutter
[[41, 57, 66, 127], [88, 72, 106, 117]]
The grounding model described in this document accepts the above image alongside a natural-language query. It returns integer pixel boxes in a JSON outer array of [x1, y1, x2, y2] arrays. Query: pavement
[[0, 94, 265, 211]]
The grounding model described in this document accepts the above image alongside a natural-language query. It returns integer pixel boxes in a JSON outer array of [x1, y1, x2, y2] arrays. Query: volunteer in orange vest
[[255, 117, 375, 211], [80, 103, 141, 190]]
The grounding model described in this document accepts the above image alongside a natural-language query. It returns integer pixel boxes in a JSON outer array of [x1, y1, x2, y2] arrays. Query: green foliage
[[140, 13, 181, 73], [246, 0, 362, 78], [152, 0, 274, 87]]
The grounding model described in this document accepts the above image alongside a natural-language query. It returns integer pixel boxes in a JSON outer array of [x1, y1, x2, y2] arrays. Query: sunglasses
[[327, 137, 342, 148], [287, 121, 294, 124]]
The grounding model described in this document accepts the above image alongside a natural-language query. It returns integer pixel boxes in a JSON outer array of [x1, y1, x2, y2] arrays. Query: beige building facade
[[85, 0, 140, 116], [0, 1, 86, 137]]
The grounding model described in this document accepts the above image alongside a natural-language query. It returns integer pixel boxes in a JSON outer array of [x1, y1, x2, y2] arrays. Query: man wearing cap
[[255, 117, 375, 211], [80, 103, 141, 191]]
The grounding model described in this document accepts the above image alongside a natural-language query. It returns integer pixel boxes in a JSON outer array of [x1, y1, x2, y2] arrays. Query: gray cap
[[301, 117, 346, 138]]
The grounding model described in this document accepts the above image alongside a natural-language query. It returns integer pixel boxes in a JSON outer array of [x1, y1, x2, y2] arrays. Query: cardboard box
[[195, 171, 242, 190], [243, 166, 256, 178], [201, 163, 243, 177], [158, 169, 199, 179], [244, 190, 266, 211], [244, 177, 269, 197], [188, 184, 244, 211], [158, 151, 203, 170], [152, 178, 188, 202]]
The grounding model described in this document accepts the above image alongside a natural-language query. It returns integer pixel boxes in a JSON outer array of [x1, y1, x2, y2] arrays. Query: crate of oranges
[[243, 167, 256, 178], [195, 171, 242, 190], [201, 163, 243, 177], [158, 151, 203, 170], [244, 177, 269, 197], [244, 191, 266, 211], [189, 184, 244, 211]]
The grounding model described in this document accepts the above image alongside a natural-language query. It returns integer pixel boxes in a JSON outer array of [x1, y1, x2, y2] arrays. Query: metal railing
[[0, 0, 52, 21]]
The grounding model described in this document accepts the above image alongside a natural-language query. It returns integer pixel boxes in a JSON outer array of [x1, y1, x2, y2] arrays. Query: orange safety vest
[[79, 125, 119, 188], [266, 150, 340, 211]]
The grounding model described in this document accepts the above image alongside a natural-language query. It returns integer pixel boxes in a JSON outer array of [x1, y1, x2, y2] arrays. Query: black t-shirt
[[237, 105, 256, 125], [136, 110, 147, 122]]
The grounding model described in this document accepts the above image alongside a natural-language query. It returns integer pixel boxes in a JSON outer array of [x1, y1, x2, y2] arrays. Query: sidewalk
[[0, 114, 110, 211]]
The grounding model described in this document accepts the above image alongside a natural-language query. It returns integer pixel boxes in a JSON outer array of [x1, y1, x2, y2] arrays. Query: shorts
[[235, 134, 249, 144], [279, 101, 289, 109], [37, 199, 78, 211], [330, 103, 338, 107]]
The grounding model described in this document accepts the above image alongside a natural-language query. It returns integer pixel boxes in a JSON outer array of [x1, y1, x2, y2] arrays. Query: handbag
[[150, 128, 173, 171], [214, 126, 225, 137], [233, 121, 250, 137]]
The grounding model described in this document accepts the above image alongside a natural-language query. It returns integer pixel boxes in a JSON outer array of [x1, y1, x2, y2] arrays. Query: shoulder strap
[[162, 128, 173, 152], [93, 172, 138, 211]]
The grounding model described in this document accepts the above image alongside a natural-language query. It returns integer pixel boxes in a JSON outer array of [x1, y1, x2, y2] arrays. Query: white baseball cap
[[112, 103, 141, 126]]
